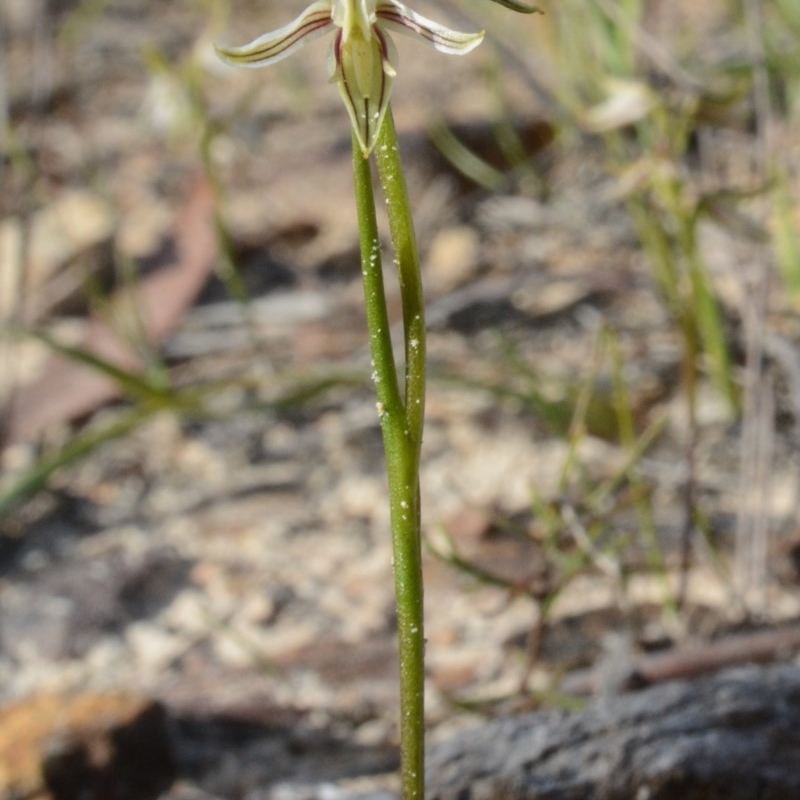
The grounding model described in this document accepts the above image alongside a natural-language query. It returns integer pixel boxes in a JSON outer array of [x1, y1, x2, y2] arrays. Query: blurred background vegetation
[[1, 0, 799, 710]]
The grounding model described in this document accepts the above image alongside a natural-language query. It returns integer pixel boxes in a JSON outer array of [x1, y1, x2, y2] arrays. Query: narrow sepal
[[215, 1, 334, 68], [375, 0, 484, 55]]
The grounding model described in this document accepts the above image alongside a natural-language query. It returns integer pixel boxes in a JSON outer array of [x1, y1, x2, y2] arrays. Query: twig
[[560, 624, 800, 696]]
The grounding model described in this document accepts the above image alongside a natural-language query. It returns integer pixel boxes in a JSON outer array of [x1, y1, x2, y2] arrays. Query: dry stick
[[561, 624, 800, 697]]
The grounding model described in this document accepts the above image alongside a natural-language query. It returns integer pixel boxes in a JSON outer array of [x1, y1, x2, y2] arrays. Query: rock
[[0, 692, 174, 800], [426, 665, 800, 800]]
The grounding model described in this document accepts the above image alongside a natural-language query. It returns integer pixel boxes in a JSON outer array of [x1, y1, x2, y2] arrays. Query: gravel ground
[[2, 1, 800, 798]]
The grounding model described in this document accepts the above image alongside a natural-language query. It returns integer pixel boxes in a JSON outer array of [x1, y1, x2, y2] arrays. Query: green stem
[[351, 108, 427, 800], [352, 141, 401, 409], [374, 110, 427, 462], [376, 109, 427, 800]]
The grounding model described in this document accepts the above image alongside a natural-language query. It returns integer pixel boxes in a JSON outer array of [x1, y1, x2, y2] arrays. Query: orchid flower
[[215, 0, 484, 156]]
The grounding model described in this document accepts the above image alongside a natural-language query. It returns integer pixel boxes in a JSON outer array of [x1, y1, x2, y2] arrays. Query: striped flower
[[216, 0, 484, 155]]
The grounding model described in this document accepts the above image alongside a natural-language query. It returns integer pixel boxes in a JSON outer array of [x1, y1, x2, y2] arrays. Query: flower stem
[[374, 110, 427, 458], [352, 108, 427, 800]]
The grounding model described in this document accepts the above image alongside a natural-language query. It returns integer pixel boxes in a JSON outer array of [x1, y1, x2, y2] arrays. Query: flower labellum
[[215, 0, 484, 155]]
